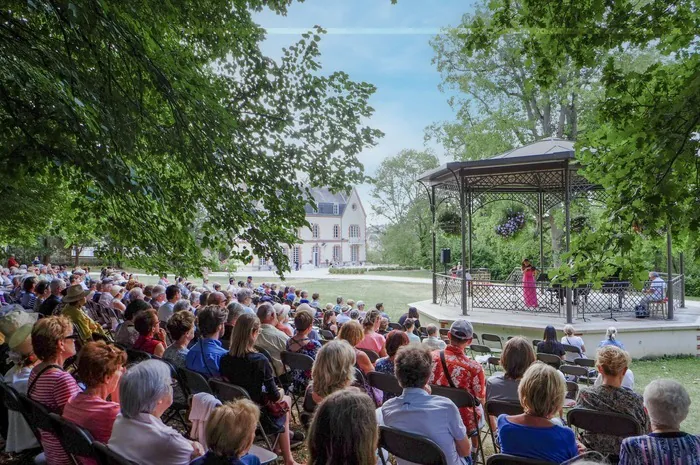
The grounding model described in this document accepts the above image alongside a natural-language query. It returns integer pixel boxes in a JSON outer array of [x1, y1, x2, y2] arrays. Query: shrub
[[329, 267, 366, 275]]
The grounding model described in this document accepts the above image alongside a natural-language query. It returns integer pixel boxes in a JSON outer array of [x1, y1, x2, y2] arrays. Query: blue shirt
[[190, 452, 260, 465], [379, 388, 471, 465], [598, 339, 625, 349], [497, 415, 577, 463], [185, 338, 228, 377]]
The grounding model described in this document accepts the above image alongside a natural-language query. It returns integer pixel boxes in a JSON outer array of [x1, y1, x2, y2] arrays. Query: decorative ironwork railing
[[470, 280, 561, 314], [436, 273, 462, 307]]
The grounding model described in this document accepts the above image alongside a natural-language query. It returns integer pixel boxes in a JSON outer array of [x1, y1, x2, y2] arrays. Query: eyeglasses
[[63, 334, 79, 341]]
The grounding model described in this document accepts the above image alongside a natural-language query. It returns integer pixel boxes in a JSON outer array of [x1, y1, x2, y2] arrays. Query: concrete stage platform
[[412, 299, 700, 359]]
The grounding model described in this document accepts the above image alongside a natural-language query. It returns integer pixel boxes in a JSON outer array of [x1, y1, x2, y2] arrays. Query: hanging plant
[[438, 211, 461, 236], [571, 215, 588, 233], [495, 207, 525, 238]]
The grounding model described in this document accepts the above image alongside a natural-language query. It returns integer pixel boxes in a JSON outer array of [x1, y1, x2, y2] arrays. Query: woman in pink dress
[[522, 259, 538, 308]]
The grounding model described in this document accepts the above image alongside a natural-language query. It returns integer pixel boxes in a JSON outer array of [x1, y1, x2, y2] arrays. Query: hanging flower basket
[[438, 211, 461, 236], [495, 208, 525, 238], [571, 215, 588, 233]]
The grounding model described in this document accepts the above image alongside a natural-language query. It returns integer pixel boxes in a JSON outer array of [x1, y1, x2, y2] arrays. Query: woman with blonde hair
[[308, 389, 378, 465], [191, 399, 262, 465], [219, 314, 301, 465], [497, 363, 578, 463], [561, 324, 586, 361], [576, 345, 649, 456], [356, 309, 387, 357], [337, 320, 374, 375], [309, 339, 357, 403]]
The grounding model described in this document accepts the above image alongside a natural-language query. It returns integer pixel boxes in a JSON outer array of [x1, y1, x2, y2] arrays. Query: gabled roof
[[304, 187, 349, 215]]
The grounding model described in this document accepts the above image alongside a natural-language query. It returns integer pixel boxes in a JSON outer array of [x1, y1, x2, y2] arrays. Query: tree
[[370, 149, 439, 266], [0, 1, 382, 275], [428, 3, 602, 161], [460, 0, 700, 283]]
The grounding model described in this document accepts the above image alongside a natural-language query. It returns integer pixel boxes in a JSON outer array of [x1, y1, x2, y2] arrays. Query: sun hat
[[110, 285, 124, 297], [8, 323, 34, 351], [63, 284, 89, 303], [0, 306, 39, 339]]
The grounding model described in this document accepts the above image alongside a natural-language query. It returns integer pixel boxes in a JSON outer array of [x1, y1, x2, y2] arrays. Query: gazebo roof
[[417, 138, 595, 194]]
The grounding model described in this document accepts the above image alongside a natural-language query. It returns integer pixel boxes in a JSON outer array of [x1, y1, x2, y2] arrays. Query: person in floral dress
[[429, 318, 485, 461], [285, 310, 321, 393]]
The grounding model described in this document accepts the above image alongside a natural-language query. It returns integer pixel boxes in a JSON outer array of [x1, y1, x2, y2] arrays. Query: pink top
[[28, 366, 81, 465], [356, 331, 385, 354], [63, 393, 120, 465]]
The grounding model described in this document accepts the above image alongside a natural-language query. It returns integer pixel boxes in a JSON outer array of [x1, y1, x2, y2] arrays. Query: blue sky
[[254, 0, 477, 224]]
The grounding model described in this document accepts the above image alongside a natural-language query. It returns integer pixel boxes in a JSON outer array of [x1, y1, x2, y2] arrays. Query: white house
[[245, 187, 367, 270]]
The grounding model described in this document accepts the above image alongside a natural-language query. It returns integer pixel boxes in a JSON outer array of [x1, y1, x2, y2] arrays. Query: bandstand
[[416, 138, 685, 325]]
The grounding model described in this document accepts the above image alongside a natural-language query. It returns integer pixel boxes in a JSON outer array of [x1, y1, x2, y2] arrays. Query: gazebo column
[[538, 191, 544, 269], [431, 185, 437, 305], [564, 164, 573, 324], [667, 226, 674, 319], [460, 180, 468, 316]]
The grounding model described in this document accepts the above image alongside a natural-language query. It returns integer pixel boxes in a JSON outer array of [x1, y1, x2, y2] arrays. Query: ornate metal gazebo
[[417, 138, 681, 323]]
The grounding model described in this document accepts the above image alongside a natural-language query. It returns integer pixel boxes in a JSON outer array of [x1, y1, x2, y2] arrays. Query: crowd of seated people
[[0, 264, 698, 465]]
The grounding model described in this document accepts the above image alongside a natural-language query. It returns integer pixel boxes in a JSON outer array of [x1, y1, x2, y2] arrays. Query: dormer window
[[333, 203, 339, 215]]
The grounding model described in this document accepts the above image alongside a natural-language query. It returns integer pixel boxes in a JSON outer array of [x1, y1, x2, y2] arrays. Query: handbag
[[264, 393, 290, 418]]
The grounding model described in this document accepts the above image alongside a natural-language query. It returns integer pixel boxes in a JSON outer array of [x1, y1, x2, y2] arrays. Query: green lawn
[[365, 269, 432, 279]]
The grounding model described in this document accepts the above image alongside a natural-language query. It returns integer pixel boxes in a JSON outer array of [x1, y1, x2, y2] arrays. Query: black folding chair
[[430, 385, 485, 464], [157, 359, 189, 428], [93, 442, 139, 465], [49, 412, 97, 464], [560, 365, 591, 385], [487, 356, 501, 373], [378, 425, 447, 465], [531, 339, 542, 349], [388, 322, 403, 331], [178, 367, 213, 395], [439, 328, 450, 340], [0, 380, 42, 445], [280, 350, 314, 420], [125, 348, 152, 366], [574, 357, 595, 368], [486, 454, 557, 465], [562, 343, 582, 361], [565, 381, 579, 401], [319, 329, 335, 340], [367, 371, 403, 398], [358, 347, 380, 364], [208, 379, 280, 454], [481, 333, 503, 353], [485, 401, 524, 452], [567, 408, 643, 449], [18, 393, 55, 439], [536, 353, 562, 369]]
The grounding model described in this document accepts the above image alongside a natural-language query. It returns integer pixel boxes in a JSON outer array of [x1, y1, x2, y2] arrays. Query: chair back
[[567, 408, 643, 438], [319, 329, 335, 340], [49, 412, 95, 461], [209, 378, 251, 402], [470, 344, 492, 355], [486, 453, 557, 465], [562, 343, 582, 357], [379, 425, 447, 465], [485, 400, 524, 417], [281, 351, 314, 372], [487, 356, 501, 368], [125, 348, 152, 365], [574, 357, 595, 368], [367, 372, 402, 397], [179, 368, 213, 395], [438, 328, 449, 340], [388, 322, 402, 331], [536, 353, 562, 369], [0, 380, 23, 412], [18, 393, 54, 433], [358, 347, 380, 364], [93, 442, 138, 465], [560, 365, 588, 378], [429, 384, 479, 409], [565, 381, 579, 401], [481, 333, 503, 348], [532, 339, 542, 348]]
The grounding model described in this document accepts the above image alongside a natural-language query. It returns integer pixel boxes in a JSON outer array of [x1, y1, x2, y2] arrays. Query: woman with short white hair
[[560, 324, 586, 361], [273, 303, 293, 337], [620, 379, 699, 465], [108, 359, 204, 465]]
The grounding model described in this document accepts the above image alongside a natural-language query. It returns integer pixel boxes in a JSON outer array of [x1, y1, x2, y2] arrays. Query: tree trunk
[[73, 245, 82, 269]]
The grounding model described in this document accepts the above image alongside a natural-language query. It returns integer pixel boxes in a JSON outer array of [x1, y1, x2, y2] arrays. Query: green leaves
[[0, 1, 382, 276]]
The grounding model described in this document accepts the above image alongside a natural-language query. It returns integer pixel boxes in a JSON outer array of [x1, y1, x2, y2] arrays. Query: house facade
[[248, 187, 367, 269]]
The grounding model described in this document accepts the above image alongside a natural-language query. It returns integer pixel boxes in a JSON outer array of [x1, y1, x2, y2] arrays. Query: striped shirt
[[28, 366, 81, 465], [620, 432, 700, 465]]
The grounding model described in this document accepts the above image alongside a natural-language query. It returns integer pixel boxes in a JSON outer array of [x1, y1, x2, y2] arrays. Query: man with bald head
[[207, 291, 226, 308]]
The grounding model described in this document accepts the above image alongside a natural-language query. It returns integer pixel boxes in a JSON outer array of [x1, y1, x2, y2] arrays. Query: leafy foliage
[[0, 1, 382, 275]]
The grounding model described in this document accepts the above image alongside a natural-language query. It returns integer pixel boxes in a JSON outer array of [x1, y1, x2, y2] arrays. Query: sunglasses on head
[[64, 334, 79, 340]]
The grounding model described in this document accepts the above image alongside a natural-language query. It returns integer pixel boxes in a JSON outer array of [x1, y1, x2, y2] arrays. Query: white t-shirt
[[594, 369, 635, 390], [560, 335, 586, 362]]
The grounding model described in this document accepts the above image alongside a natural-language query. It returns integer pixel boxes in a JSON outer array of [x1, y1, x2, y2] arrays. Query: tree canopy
[[0, 0, 382, 274]]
